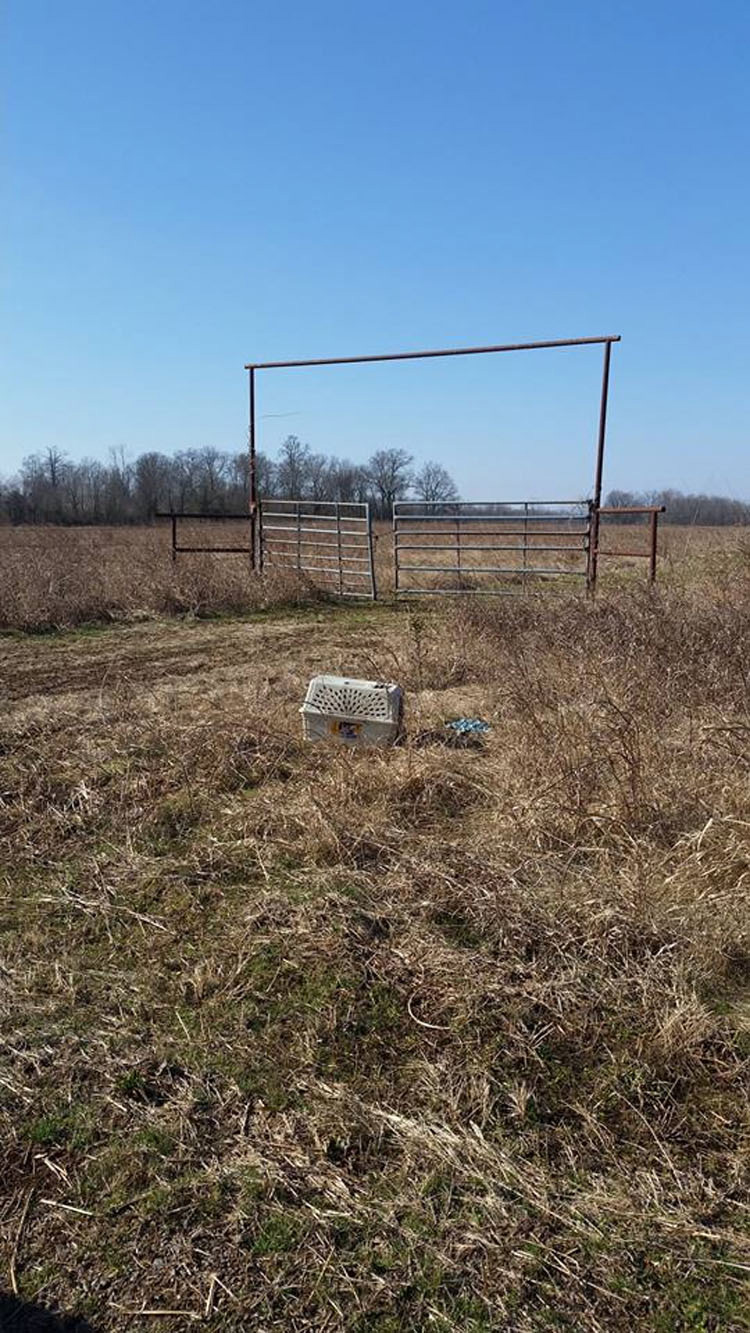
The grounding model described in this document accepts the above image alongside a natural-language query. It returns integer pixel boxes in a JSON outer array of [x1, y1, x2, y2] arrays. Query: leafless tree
[[413, 461, 459, 505], [43, 446, 67, 489], [365, 448, 413, 517], [276, 436, 311, 497]]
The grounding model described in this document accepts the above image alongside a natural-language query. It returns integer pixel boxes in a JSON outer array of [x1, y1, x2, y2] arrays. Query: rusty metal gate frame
[[160, 500, 665, 595], [157, 511, 253, 560], [244, 334, 620, 589], [596, 504, 666, 583], [259, 499, 377, 599], [394, 500, 593, 596]]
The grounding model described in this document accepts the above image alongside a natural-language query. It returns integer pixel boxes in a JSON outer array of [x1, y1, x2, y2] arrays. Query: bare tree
[[19, 451, 68, 522], [104, 447, 133, 522], [276, 436, 311, 497], [79, 458, 108, 522], [306, 452, 333, 501], [413, 461, 459, 505], [365, 448, 413, 517], [134, 452, 170, 520], [43, 446, 67, 489], [195, 446, 230, 512], [327, 459, 369, 504]]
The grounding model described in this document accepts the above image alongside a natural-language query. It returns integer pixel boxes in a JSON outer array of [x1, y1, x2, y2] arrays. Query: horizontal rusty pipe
[[245, 335, 621, 371], [597, 505, 666, 516]]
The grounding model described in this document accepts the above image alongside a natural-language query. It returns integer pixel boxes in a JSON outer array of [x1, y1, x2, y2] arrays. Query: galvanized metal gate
[[260, 500, 377, 599], [393, 501, 592, 595]]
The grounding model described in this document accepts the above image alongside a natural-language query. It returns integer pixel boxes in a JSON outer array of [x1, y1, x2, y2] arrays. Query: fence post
[[585, 501, 596, 594], [588, 340, 612, 595], [171, 512, 177, 564], [649, 509, 658, 583], [295, 501, 301, 570], [248, 366, 257, 572]]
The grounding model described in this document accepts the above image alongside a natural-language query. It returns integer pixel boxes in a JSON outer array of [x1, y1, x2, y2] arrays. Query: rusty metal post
[[649, 508, 658, 583], [588, 340, 612, 594], [248, 367, 257, 571], [585, 500, 595, 591], [171, 512, 177, 564]]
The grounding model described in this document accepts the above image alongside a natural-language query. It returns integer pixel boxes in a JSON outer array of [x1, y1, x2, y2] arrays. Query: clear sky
[[3, 0, 749, 500]]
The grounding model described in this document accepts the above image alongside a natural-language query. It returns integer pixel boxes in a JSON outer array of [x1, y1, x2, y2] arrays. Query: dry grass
[[1, 535, 749, 1329], [2, 521, 748, 632], [0, 525, 325, 632]]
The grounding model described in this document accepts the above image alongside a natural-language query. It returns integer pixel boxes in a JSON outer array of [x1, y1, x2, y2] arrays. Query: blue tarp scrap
[[445, 717, 491, 735]]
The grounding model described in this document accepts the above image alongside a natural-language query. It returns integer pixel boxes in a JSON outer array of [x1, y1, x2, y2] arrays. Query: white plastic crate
[[301, 674, 403, 747]]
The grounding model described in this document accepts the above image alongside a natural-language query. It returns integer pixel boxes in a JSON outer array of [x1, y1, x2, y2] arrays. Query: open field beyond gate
[[1, 520, 746, 631]]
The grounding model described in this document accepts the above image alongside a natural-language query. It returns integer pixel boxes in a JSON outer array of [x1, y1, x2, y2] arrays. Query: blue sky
[[3, 0, 749, 500]]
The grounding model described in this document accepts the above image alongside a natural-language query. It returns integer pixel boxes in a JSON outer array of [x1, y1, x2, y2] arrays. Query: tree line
[[0, 439, 458, 525], [1, 440, 747, 525], [604, 489, 750, 525]]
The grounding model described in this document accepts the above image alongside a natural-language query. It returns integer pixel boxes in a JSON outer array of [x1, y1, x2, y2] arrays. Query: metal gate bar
[[260, 500, 376, 599], [595, 505, 665, 583], [394, 501, 591, 596], [156, 512, 253, 561]]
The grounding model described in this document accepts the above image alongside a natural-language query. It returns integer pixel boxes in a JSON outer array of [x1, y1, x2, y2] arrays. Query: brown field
[[1, 526, 749, 1330], [0, 520, 748, 632]]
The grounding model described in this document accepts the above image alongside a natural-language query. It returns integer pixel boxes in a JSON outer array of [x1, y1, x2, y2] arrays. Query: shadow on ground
[[0, 1294, 95, 1331]]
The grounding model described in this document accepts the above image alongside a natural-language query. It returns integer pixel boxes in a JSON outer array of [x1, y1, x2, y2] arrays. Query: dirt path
[[0, 608, 403, 730]]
